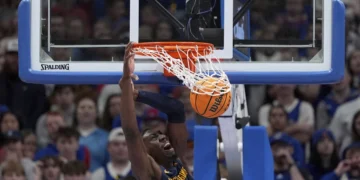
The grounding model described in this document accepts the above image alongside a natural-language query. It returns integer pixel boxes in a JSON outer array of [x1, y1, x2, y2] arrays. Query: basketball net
[[132, 44, 231, 96]]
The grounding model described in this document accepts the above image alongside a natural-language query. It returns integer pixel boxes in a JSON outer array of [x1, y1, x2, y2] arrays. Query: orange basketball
[[189, 77, 232, 118]]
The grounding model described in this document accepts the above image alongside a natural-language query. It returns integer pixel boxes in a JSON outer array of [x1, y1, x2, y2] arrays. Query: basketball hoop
[[132, 42, 231, 96]]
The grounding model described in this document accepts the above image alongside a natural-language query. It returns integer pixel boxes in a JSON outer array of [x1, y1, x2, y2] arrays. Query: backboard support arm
[[233, 0, 255, 25]]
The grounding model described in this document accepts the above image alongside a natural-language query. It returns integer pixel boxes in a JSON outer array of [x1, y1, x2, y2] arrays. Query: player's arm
[[135, 90, 188, 159], [119, 43, 161, 180]]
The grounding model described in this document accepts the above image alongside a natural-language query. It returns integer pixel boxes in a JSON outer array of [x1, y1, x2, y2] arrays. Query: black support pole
[[233, 0, 255, 25]]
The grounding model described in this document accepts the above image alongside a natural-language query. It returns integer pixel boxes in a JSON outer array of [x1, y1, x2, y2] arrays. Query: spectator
[[52, 85, 76, 124], [67, 17, 88, 60], [0, 131, 36, 180], [139, 25, 154, 41], [308, 129, 339, 180], [1, 160, 26, 180], [328, 95, 360, 148], [321, 142, 360, 179], [50, 48, 72, 61], [348, 50, 360, 88], [297, 84, 322, 107], [140, 5, 160, 26], [21, 130, 37, 160], [91, 128, 131, 180], [317, 69, 358, 129], [0, 38, 47, 130], [253, 26, 282, 62], [101, 94, 121, 131], [62, 160, 89, 180], [259, 85, 314, 144], [37, 112, 66, 148], [56, 127, 90, 167], [267, 105, 290, 136], [74, 96, 108, 172], [93, 19, 112, 40], [270, 133, 310, 179], [279, 0, 309, 39], [0, 11, 18, 54], [339, 110, 360, 156], [97, 84, 121, 117], [105, 0, 129, 36], [37, 88, 77, 145], [154, 21, 175, 41], [1, 111, 20, 133], [51, 0, 89, 28], [50, 14, 66, 39], [38, 156, 63, 180], [67, 17, 87, 40], [34, 127, 91, 169]]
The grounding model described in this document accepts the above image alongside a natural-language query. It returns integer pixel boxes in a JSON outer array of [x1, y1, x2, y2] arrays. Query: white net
[[132, 44, 231, 96]]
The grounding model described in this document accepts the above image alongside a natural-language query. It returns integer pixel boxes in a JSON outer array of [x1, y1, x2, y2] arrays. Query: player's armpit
[[148, 155, 163, 180]]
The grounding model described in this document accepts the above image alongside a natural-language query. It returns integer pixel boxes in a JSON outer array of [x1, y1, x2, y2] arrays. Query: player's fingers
[[125, 52, 135, 61], [131, 74, 139, 81], [125, 42, 134, 55]]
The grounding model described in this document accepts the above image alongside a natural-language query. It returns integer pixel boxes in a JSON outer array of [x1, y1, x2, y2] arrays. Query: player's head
[[141, 116, 167, 134], [141, 118, 176, 163]]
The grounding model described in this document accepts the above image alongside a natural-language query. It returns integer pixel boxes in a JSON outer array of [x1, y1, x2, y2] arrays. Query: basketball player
[[118, 42, 193, 180]]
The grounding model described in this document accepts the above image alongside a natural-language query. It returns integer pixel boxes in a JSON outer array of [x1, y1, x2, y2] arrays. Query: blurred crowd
[[1, 0, 360, 180]]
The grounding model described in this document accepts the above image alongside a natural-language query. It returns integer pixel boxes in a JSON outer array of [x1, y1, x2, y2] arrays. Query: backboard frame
[[19, 0, 345, 85], [228, 0, 252, 61]]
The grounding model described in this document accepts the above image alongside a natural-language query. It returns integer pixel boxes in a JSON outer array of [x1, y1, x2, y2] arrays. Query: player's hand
[[122, 42, 139, 80]]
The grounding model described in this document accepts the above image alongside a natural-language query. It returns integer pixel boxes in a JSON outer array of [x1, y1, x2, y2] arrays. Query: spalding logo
[[41, 64, 70, 71]]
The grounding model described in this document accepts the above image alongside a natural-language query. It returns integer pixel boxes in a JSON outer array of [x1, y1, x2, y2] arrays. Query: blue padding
[[194, 126, 218, 180], [243, 126, 274, 180]]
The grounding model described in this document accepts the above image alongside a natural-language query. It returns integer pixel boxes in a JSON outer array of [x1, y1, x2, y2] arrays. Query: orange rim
[[132, 42, 215, 59]]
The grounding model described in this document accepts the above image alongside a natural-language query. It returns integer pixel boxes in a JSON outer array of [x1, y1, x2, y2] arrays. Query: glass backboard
[[18, 0, 345, 84]]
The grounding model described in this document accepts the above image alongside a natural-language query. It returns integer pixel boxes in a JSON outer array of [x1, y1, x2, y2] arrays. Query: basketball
[[190, 77, 232, 118]]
